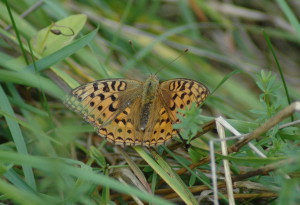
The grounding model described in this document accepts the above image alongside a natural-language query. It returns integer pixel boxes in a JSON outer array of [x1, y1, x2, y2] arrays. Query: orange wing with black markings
[[64, 79, 142, 132]]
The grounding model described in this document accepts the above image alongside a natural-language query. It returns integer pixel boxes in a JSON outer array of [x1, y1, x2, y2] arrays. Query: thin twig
[[229, 101, 300, 152]]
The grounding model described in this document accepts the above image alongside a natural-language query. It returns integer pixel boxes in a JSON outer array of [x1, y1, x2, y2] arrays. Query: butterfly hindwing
[[159, 78, 209, 123], [142, 97, 177, 146], [98, 98, 144, 146]]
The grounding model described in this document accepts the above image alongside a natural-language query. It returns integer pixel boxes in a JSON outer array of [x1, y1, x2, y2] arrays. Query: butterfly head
[[145, 74, 159, 87]]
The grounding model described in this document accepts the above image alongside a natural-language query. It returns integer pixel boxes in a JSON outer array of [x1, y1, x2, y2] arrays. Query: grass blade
[[135, 146, 198, 204], [0, 85, 36, 190]]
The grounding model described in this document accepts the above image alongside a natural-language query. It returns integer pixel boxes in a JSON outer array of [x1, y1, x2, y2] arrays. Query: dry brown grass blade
[[188, 0, 208, 21], [116, 147, 152, 194]]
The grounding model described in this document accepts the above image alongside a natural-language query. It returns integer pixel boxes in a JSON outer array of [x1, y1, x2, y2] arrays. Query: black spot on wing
[[111, 95, 116, 101], [109, 104, 117, 112], [111, 81, 116, 91], [98, 94, 105, 101], [180, 81, 188, 91], [176, 81, 182, 90], [180, 92, 187, 99], [170, 103, 176, 111], [188, 81, 194, 89], [103, 82, 109, 92], [93, 83, 99, 91], [160, 119, 165, 125], [172, 94, 178, 100], [169, 82, 174, 91], [117, 81, 127, 91]]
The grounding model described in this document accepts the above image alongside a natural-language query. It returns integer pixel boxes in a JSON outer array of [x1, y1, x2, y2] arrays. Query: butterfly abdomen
[[139, 102, 151, 131]]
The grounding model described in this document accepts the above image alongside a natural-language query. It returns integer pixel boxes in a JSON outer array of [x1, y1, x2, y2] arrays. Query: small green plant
[[251, 70, 284, 122], [173, 102, 206, 144]]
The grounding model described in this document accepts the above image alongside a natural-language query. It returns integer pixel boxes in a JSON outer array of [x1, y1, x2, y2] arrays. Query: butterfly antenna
[[129, 40, 152, 74], [154, 48, 189, 75]]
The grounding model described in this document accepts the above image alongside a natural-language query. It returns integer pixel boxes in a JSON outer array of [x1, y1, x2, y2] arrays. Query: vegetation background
[[0, 0, 299, 204]]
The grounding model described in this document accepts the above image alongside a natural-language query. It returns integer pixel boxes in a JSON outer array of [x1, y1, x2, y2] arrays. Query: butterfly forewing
[[64, 79, 143, 129]]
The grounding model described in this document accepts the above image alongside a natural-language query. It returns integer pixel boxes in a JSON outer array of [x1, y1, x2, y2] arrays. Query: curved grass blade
[[134, 146, 198, 204]]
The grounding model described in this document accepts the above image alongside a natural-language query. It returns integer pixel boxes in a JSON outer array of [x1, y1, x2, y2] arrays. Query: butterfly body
[[140, 75, 159, 131], [65, 75, 209, 147]]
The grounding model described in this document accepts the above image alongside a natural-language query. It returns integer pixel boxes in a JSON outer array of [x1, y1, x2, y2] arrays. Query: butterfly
[[64, 75, 209, 147]]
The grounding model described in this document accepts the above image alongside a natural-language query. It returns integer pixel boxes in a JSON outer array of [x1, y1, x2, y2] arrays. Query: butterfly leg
[[177, 132, 191, 150]]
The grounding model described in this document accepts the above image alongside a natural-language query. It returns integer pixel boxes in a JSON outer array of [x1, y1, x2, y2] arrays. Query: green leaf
[[32, 14, 87, 56], [26, 28, 98, 72], [89, 146, 106, 168]]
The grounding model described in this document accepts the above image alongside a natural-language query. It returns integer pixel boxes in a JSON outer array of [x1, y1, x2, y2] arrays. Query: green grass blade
[[104, 0, 134, 64], [0, 70, 64, 99], [4, 169, 36, 193], [263, 31, 293, 120], [276, 0, 300, 36], [135, 146, 198, 204], [4, 0, 29, 64], [0, 109, 61, 150], [26, 28, 98, 72], [0, 179, 44, 205], [210, 69, 243, 96], [0, 85, 36, 190], [0, 150, 174, 205], [7, 96, 48, 117], [164, 147, 228, 202]]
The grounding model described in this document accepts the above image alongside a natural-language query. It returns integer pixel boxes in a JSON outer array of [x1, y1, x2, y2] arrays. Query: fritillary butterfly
[[64, 75, 209, 147]]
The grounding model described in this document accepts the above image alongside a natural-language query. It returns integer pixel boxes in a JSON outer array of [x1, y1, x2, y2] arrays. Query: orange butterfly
[[65, 75, 209, 146]]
